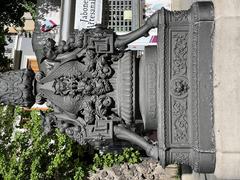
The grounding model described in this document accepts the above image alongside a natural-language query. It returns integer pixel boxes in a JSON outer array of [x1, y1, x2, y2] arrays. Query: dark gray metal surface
[[139, 46, 158, 131], [0, 69, 35, 107], [156, 2, 215, 173], [0, 1, 215, 174]]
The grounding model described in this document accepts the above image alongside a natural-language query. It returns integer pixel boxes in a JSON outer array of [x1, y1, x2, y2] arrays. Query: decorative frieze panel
[[172, 33, 188, 76], [157, 2, 215, 173], [170, 10, 189, 23], [170, 31, 189, 145], [171, 152, 190, 165], [172, 99, 188, 144]]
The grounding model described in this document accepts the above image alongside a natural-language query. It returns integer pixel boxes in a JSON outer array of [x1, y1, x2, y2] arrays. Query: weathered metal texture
[[0, 69, 35, 107], [111, 51, 136, 126], [0, 1, 215, 174], [35, 26, 122, 147], [156, 2, 215, 172], [139, 46, 158, 131]]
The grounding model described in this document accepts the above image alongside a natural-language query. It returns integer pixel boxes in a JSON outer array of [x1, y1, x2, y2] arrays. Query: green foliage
[[0, 0, 37, 27], [92, 148, 142, 171], [0, 107, 142, 179], [22, 0, 37, 21], [0, 108, 93, 180], [74, 167, 85, 180], [0, 105, 15, 144], [0, 27, 12, 72], [14, 107, 31, 118], [0, 105, 15, 179]]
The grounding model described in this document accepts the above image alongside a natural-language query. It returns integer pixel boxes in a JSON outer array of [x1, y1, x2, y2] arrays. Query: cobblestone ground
[[89, 159, 180, 180]]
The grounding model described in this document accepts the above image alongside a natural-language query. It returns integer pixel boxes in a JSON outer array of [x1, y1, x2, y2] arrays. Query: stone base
[[89, 159, 179, 180], [181, 173, 217, 180], [213, 0, 240, 179]]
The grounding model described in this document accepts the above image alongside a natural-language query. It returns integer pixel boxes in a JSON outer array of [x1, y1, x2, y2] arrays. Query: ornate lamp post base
[[0, 1, 215, 173]]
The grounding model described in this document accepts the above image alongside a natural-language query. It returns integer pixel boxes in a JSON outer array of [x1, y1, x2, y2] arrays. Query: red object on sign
[[40, 20, 57, 32], [150, 36, 158, 43]]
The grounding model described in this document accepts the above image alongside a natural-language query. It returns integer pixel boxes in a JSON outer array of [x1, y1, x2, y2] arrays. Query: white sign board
[[74, 0, 103, 30]]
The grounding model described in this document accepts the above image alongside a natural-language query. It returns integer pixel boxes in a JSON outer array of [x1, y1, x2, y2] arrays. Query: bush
[[92, 148, 142, 171], [0, 107, 142, 179], [0, 108, 94, 179]]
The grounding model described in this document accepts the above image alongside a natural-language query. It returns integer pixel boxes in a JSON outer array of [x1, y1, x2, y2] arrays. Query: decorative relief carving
[[35, 26, 123, 146], [0, 69, 35, 107], [171, 11, 189, 22], [117, 52, 134, 125], [170, 31, 189, 144], [53, 74, 112, 98], [170, 77, 189, 98], [41, 112, 87, 145], [172, 99, 188, 143], [172, 33, 188, 76], [95, 95, 113, 119], [191, 23, 200, 148], [172, 152, 189, 165], [85, 25, 114, 54]]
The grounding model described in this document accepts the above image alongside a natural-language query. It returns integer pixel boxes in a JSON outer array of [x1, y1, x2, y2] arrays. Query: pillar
[[213, 0, 240, 179]]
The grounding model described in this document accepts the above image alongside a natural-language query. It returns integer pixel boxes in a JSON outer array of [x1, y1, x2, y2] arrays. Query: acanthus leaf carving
[[172, 33, 188, 76], [172, 99, 188, 144]]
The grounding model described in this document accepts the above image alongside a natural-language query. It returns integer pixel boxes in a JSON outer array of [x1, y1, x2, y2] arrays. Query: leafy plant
[[22, 0, 37, 21], [0, 107, 142, 179], [0, 0, 37, 27], [0, 27, 13, 72], [0, 108, 93, 180], [92, 147, 142, 171]]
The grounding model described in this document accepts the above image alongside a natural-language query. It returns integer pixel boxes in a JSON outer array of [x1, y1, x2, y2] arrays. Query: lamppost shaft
[[61, 0, 75, 41]]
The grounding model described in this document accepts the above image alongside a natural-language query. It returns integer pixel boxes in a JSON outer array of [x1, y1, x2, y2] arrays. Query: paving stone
[[88, 158, 179, 180]]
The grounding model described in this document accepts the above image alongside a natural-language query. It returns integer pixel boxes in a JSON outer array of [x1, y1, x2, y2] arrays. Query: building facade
[[108, 0, 145, 32]]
